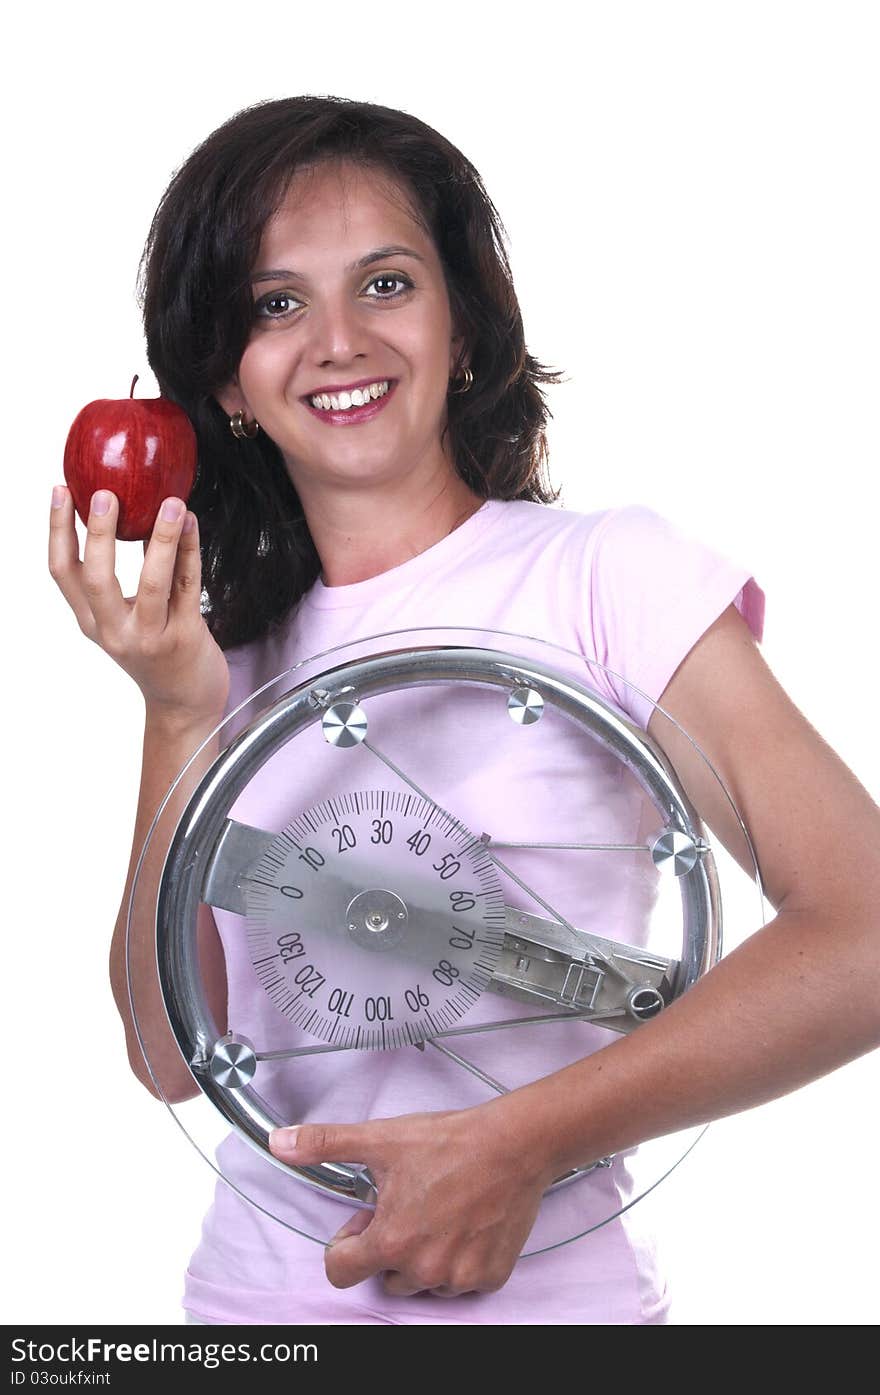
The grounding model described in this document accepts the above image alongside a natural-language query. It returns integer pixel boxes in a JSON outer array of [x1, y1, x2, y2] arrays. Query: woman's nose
[[306, 291, 371, 367]]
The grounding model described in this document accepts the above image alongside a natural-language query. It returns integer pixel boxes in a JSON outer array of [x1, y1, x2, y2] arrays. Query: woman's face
[[216, 160, 465, 501]]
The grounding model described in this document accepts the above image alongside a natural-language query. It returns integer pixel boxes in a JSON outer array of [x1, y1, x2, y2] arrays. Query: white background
[[5, 0, 878, 1325]]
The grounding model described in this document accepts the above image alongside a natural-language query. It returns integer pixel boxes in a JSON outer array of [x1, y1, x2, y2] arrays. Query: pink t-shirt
[[182, 498, 765, 1325]]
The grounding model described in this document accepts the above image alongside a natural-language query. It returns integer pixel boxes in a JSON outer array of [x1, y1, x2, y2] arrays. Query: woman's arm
[[109, 710, 229, 1103], [48, 487, 231, 1105], [270, 603, 880, 1294], [513, 600, 880, 1148]]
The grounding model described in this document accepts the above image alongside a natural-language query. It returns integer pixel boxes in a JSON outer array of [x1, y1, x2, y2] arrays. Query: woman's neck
[[295, 471, 486, 588]]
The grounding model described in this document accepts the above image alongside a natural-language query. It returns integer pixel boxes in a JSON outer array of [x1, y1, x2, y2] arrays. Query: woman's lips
[[303, 381, 398, 426]]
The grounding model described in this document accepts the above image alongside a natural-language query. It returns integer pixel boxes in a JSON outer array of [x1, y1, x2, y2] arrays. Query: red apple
[[63, 375, 198, 541]]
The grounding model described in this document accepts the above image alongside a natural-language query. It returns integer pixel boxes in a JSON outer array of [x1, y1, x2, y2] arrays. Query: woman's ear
[[213, 379, 246, 418], [449, 330, 469, 379]]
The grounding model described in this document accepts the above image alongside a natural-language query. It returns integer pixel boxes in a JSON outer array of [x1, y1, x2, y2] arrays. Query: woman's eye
[[363, 274, 413, 299], [255, 292, 302, 320]]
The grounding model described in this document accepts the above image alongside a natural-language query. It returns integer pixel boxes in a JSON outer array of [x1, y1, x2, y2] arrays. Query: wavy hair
[[137, 96, 565, 651]]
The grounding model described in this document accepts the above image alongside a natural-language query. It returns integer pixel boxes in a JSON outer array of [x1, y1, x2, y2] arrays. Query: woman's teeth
[[309, 380, 391, 411]]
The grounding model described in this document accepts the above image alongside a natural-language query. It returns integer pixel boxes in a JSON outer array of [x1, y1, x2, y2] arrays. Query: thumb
[[330, 1207, 375, 1247], [268, 1121, 376, 1166]]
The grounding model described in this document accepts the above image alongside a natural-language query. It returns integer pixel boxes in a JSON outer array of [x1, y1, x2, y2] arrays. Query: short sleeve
[[587, 505, 766, 730]]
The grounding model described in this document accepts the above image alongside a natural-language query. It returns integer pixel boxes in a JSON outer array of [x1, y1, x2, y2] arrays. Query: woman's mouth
[[302, 378, 397, 426]]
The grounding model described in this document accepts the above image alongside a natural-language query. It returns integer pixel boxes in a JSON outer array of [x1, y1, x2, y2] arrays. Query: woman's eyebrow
[[251, 245, 426, 284]]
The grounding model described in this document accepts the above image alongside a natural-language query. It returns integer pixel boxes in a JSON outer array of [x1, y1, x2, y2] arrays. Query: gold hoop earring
[[449, 366, 474, 395], [229, 410, 260, 439]]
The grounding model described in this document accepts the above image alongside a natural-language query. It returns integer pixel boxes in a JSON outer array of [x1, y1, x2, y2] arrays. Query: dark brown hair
[[137, 95, 564, 651]]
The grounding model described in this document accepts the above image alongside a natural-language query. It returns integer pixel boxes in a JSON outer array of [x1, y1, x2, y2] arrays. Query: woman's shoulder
[[504, 498, 734, 558], [492, 497, 662, 554]]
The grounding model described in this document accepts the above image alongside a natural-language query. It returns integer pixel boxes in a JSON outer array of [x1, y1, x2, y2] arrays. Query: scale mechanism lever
[[493, 907, 678, 1031]]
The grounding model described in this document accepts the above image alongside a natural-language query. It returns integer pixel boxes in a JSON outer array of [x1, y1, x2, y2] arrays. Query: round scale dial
[[245, 788, 507, 1048]]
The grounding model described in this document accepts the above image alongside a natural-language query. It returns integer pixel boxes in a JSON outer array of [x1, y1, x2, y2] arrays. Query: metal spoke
[[361, 737, 635, 984], [487, 840, 649, 852], [256, 1041, 353, 1062], [488, 850, 631, 980], [424, 1040, 510, 1095], [361, 739, 455, 815], [434, 1007, 628, 1037], [253, 1004, 628, 1061]]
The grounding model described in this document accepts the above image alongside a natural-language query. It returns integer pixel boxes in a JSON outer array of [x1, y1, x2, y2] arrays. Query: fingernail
[[182, 511, 196, 534], [52, 486, 66, 509], [269, 1127, 299, 1155], [91, 491, 111, 516], [161, 498, 184, 523]]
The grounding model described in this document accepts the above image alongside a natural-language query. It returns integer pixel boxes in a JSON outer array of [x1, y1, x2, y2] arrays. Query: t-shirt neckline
[[303, 499, 504, 610]]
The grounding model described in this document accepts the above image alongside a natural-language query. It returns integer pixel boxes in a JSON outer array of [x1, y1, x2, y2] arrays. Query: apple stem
[[130, 374, 139, 399]]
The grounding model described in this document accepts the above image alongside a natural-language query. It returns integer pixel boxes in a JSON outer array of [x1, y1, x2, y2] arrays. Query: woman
[[48, 95, 880, 1325]]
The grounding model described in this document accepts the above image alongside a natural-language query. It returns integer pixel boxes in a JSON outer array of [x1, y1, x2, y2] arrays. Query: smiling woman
[[211, 158, 482, 569], [48, 93, 880, 1328], [135, 101, 564, 648]]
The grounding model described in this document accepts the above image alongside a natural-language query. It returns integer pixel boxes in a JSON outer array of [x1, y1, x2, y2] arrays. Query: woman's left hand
[[268, 1103, 549, 1296]]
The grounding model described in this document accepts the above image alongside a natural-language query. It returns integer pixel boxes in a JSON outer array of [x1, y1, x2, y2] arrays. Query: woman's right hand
[[49, 486, 231, 730]]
